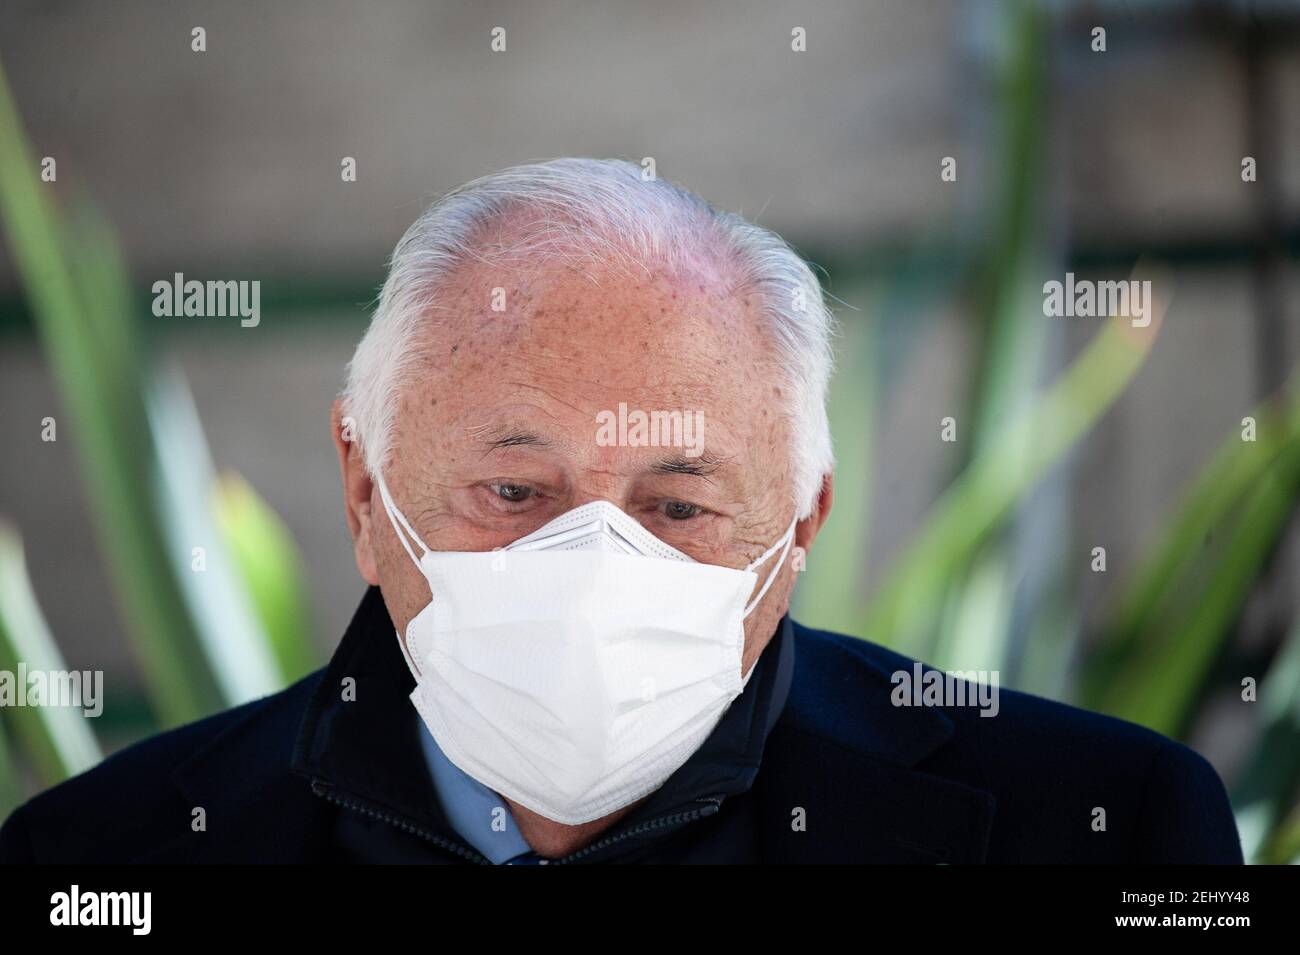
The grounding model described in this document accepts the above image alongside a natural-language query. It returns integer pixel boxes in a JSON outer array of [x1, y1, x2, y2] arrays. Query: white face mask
[[375, 474, 798, 826]]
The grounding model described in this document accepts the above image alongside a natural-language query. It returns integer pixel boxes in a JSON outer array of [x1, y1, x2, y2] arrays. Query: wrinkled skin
[[332, 247, 833, 858]]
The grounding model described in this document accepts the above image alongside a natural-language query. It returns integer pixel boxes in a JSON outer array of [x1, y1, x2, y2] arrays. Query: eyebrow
[[464, 419, 560, 456], [469, 424, 727, 476], [651, 453, 725, 478], [482, 428, 554, 451]]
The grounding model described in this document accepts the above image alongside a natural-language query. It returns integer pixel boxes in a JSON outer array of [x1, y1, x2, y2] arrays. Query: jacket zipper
[[311, 778, 492, 865], [548, 796, 724, 865], [312, 777, 723, 865]]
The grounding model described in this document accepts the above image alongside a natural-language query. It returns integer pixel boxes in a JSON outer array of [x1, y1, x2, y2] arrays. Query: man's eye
[[661, 501, 699, 520], [492, 483, 534, 503]]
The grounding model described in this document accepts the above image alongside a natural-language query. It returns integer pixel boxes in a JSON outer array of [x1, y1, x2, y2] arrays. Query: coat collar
[[760, 622, 997, 863], [287, 587, 448, 835], [169, 587, 443, 862]]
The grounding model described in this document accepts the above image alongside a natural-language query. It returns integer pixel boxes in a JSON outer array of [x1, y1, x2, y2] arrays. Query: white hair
[[341, 158, 835, 517]]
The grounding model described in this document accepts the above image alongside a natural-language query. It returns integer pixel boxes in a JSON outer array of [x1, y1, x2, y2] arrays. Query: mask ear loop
[[375, 472, 430, 570], [742, 515, 799, 618]]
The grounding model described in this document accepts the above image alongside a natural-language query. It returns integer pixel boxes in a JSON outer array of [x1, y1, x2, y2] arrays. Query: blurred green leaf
[[145, 368, 285, 703], [214, 472, 319, 683], [931, 0, 1047, 673], [860, 311, 1161, 652], [0, 521, 101, 787], [0, 59, 224, 726], [0, 714, 20, 819], [1233, 612, 1300, 863], [1083, 379, 1300, 735]]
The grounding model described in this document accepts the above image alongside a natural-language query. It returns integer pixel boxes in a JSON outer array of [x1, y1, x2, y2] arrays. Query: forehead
[[408, 253, 779, 439]]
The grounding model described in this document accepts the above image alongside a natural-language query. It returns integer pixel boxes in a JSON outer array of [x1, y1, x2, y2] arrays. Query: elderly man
[[1, 159, 1241, 864]]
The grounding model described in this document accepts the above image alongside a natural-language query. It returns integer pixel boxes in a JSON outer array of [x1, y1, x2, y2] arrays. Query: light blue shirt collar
[[417, 723, 535, 864]]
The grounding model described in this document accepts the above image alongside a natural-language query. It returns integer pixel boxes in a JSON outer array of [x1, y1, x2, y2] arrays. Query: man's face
[[335, 251, 826, 672]]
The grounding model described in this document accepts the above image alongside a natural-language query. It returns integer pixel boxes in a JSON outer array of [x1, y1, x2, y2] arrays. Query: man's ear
[[794, 473, 834, 558], [331, 399, 380, 585]]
